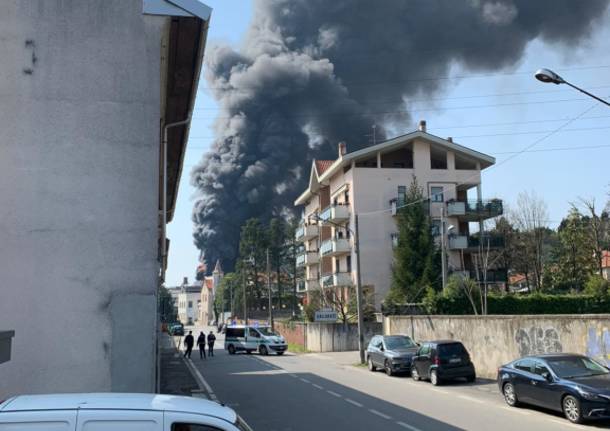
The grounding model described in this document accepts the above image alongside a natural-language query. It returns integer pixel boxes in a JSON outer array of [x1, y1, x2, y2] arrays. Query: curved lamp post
[[535, 68, 610, 107]]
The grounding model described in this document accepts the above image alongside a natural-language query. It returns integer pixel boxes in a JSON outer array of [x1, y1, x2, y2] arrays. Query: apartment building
[[177, 277, 203, 326], [199, 260, 224, 325], [294, 121, 504, 308]]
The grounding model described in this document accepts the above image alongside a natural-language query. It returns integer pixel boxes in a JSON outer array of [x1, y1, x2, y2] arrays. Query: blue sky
[[166, 1, 610, 287]]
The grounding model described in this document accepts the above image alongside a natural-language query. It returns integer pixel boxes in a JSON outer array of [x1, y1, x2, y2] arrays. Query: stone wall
[[275, 322, 382, 352], [384, 315, 610, 378]]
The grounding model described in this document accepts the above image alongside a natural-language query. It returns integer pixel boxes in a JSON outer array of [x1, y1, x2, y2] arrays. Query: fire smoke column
[[192, 0, 610, 270]]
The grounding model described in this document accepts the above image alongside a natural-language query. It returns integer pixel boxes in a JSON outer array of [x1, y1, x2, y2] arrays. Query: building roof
[[204, 278, 213, 290], [213, 259, 223, 274], [602, 250, 610, 269], [0, 393, 235, 423], [295, 128, 496, 206], [509, 273, 527, 285]]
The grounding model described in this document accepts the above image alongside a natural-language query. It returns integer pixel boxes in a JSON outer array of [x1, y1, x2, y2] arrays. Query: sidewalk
[[159, 332, 204, 397]]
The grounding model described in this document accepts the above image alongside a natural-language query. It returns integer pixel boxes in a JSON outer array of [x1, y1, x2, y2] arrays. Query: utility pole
[[266, 248, 274, 330], [242, 268, 248, 325], [354, 213, 365, 365], [441, 206, 447, 290]]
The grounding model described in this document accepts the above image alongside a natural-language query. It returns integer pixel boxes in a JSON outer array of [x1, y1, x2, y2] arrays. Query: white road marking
[[345, 398, 363, 408], [429, 388, 450, 395], [503, 406, 530, 415], [230, 370, 287, 376], [300, 378, 311, 383], [369, 409, 392, 420], [184, 357, 219, 402], [396, 421, 422, 431], [312, 383, 324, 390], [289, 373, 298, 378], [458, 394, 485, 404], [327, 390, 342, 398]]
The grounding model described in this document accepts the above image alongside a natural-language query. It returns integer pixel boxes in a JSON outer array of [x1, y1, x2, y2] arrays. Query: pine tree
[[388, 176, 439, 304]]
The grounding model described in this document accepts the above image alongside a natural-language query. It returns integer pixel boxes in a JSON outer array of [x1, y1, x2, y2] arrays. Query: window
[[335, 258, 340, 273], [188, 301, 193, 308], [419, 344, 431, 356], [533, 362, 551, 376], [397, 185, 406, 205], [248, 328, 260, 338], [344, 190, 350, 204], [430, 147, 447, 169], [514, 359, 534, 373], [431, 219, 441, 236], [346, 255, 352, 272], [225, 327, 245, 338], [431, 186, 444, 202], [172, 424, 221, 431]]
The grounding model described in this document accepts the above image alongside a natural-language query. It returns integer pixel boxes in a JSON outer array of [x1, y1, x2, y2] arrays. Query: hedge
[[385, 294, 610, 315]]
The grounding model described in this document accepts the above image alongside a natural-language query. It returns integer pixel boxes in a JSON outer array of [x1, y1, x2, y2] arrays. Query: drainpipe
[[161, 118, 191, 280]]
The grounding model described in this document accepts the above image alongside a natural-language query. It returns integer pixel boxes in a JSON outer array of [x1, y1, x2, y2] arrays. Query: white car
[[0, 393, 253, 431]]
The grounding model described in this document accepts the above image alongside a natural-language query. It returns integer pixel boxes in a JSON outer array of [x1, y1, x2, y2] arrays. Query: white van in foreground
[[0, 393, 253, 431], [224, 325, 287, 355]]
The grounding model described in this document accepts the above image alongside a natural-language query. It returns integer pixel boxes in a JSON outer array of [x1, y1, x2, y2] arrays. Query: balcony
[[319, 238, 351, 257], [320, 272, 353, 288], [305, 278, 320, 291], [319, 204, 350, 225], [296, 251, 320, 267], [468, 269, 508, 283], [295, 223, 319, 242], [448, 234, 504, 250], [446, 199, 503, 221]]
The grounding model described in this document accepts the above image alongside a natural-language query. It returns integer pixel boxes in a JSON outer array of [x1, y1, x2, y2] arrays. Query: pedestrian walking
[[197, 331, 207, 360], [207, 331, 216, 357], [183, 331, 194, 358]]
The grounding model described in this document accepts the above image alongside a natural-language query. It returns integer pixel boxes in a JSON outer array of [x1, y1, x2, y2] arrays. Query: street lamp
[[534, 68, 610, 107], [311, 212, 366, 365]]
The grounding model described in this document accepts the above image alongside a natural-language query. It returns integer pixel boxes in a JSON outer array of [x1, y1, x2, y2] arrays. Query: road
[[184, 328, 610, 431]]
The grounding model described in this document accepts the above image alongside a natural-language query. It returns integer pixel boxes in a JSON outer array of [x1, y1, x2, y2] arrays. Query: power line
[[196, 64, 610, 92], [494, 144, 610, 155]]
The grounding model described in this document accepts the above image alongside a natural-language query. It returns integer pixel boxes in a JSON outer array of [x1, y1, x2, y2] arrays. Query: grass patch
[[352, 362, 367, 368], [287, 342, 310, 354]]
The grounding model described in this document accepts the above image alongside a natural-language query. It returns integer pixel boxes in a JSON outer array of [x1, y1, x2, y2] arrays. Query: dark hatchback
[[411, 340, 476, 385], [498, 354, 610, 423], [366, 335, 419, 376]]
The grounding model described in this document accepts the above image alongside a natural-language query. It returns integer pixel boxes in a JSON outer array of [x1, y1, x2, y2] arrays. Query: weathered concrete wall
[[384, 315, 610, 378], [275, 322, 381, 352], [0, 0, 164, 396]]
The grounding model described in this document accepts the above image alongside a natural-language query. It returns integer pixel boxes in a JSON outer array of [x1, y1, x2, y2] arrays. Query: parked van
[[224, 325, 287, 356], [0, 393, 253, 431]]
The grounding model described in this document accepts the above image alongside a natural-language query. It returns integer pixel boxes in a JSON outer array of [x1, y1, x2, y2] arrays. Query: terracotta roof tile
[[315, 160, 334, 175], [602, 250, 610, 269]]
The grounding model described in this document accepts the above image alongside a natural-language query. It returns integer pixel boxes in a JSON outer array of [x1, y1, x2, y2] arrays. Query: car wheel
[[277, 351, 284, 356], [430, 370, 440, 386], [466, 374, 476, 383], [503, 382, 519, 407], [367, 357, 377, 372], [411, 367, 420, 381], [563, 395, 583, 424], [227, 344, 236, 355], [384, 360, 393, 376], [259, 345, 268, 356]]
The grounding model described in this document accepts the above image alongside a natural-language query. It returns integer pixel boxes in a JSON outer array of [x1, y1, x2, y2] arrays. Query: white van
[[224, 325, 287, 356], [0, 393, 252, 431]]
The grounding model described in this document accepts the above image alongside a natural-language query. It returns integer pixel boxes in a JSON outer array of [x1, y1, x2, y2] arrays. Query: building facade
[[602, 251, 610, 281], [0, 0, 210, 396], [177, 278, 203, 326], [199, 260, 223, 325], [294, 121, 504, 308]]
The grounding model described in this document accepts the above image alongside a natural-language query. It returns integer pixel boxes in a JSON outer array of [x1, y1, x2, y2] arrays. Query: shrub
[[584, 275, 610, 297]]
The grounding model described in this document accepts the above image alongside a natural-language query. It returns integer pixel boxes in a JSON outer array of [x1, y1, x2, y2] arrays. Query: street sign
[[314, 308, 338, 322]]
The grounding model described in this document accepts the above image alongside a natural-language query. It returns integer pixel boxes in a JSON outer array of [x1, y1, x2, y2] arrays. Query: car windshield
[[547, 356, 609, 378], [438, 343, 467, 357], [384, 336, 416, 349], [257, 327, 278, 337]]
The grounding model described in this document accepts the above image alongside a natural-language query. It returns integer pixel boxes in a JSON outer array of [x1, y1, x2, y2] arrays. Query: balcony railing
[[319, 204, 350, 225], [320, 272, 353, 288], [296, 251, 320, 267], [446, 199, 503, 221], [320, 238, 351, 257], [295, 223, 319, 242], [448, 234, 504, 250]]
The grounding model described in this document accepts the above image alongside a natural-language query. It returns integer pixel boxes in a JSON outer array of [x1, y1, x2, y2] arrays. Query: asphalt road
[[185, 329, 610, 431]]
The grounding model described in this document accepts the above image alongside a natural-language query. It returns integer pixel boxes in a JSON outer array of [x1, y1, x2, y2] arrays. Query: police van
[[224, 325, 287, 356]]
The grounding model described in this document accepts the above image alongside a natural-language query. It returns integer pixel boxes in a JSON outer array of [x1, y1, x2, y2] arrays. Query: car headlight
[[576, 387, 601, 400]]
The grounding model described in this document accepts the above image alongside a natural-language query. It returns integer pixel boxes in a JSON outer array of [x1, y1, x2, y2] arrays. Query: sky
[[166, 1, 610, 287]]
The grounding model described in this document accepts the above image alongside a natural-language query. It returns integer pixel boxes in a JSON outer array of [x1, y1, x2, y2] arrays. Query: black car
[[498, 353, 610, 424], [366, 335, 419, 376], [169, 323, 184, 336], [411, 340, 476, 385]]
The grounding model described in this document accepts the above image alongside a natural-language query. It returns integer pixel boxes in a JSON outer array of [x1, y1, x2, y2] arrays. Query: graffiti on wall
[[587, 327, 610, 366], [515, 327, 562, 356]]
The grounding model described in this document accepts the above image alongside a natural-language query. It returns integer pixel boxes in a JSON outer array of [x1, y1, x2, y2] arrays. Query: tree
[[214, 273, 239, 321], [388, 176, 439, 304], [443, 274, 481, 315], [158, 286, 178, 323], [511, 191, 550, 291], [576, 198, 610, 276], [238, 218, 268, 310], [322, 286, 376, 325]]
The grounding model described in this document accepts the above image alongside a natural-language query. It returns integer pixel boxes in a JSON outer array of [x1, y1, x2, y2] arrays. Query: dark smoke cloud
[[192, 0, 609, 270]]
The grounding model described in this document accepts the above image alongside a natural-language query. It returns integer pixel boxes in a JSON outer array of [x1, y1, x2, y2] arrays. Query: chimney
[[338, 141, 347, 157], [447, 137, 453, 143], [183, 277, 188, 285], [418, 120, 427, 132]]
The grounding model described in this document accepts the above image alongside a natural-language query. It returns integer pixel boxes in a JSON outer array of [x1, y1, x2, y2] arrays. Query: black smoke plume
[[192, 0, 609, 270]]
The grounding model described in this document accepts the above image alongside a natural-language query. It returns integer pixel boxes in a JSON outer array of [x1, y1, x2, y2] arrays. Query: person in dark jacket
[[183, 331, 194, 358], [197, 331, 207, 360], [207, 331, 217, 357]]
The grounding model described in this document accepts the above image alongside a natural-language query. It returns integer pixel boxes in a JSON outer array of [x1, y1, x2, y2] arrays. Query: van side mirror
[[379, 345, 384, 352], [542, 372, 552, 382]]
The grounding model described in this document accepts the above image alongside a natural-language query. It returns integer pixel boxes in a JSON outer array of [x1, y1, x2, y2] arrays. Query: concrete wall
[[0, 0, 164, 396], [384, 315, 610, 378], [275, 322, 382, 352]]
